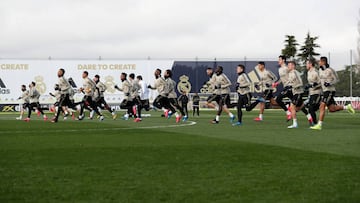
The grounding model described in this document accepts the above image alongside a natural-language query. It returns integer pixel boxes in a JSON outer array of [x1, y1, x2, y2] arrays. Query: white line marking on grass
[[126, 121, 197, 129], [0, 121, 197, 134]]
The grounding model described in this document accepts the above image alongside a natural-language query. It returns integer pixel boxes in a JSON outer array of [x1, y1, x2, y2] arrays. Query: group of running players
[[17, 69, 116, 122], [204, 55, 356, 130], [17, 68, 189, 123], [16, 55, 356, 130]]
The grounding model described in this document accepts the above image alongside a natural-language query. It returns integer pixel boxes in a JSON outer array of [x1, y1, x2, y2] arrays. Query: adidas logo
[[0, 78, 10, 94]]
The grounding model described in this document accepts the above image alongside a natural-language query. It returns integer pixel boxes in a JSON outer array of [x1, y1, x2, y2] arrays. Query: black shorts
[[22, 103, 30, 109], [132, 96, 142, 106], [291, 93, 303, 107], [322, 91, 336, 106], [141, 99, 150, 109], [262, 90, 274, 100], [221, 94, 231, 107], [207, 94, 221, 104], [120, 99, 133, 109], [309, 94, 321, 106], [29, 102, 41, 109], [58, 94, 71, 107], [96, 97, 106, 106], [308, 94, 320, 110], [238, 93, 252, 108], [169, 98, 179, 107], [153, 95, 166, 108], [82, 95, 93, 106], [278, 87, 293, 100]]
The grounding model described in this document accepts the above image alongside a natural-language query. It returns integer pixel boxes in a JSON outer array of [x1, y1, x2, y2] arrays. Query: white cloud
[[0, 0, 359, 69]]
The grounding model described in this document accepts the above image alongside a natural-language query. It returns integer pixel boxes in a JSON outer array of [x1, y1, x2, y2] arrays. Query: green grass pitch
[[0, 109, 359, 202]]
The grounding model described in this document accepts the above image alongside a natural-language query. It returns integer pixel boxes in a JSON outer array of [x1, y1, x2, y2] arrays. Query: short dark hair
[[166, 69, 173, 78], [21, 84, 26, 89], [121, 72, 127, 78], [136, 75, 143, 80], [320, 56, 329, 67], [206, 67, 213, 70], [279, 55, 286, 62], [288, 61, 296, 66], [258, 61, 265, 66], [94, 74, 100, 79], [156, 68, 161, 74], [59, 68, 65, 75], [83, 71, 88, 76], [129, 73, 135, 79], [31, 81, 36, 86], [238, 64, 245, 70], [320, 56, 328, 63], [307, 59, 316, 67]]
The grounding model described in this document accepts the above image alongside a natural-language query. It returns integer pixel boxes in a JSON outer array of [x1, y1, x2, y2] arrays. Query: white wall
[[0, 59, 174, 104]]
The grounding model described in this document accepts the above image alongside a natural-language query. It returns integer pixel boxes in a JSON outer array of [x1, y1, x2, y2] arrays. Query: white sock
[[229, 113, 234, 118], [286, 110, 291, 115], [306, 114, 312, 120], [318, 121, 323, 126], [293, 119, 297, 126], [216, 115, 220, 121], [343, 105, 347, 110], [259, 114, 263, 120]]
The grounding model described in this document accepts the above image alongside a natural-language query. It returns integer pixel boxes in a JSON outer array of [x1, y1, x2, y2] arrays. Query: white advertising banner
[[0, 59, 174, 104]]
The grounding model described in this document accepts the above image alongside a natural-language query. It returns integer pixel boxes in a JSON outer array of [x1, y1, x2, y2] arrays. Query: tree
[[281, 35, 298, 59], [297, 32, 320, 65], [335, 65, 360, 96]]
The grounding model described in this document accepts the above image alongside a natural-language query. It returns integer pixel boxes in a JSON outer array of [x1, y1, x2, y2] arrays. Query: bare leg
[[291, 104, 297, 120], [222, 106, 235, 120], [318, 102, 326, 122], [328, 104, 344, 112], [259, 103, 265, 114], [206, 102, 215, 109], [270, 98, 278, 106]]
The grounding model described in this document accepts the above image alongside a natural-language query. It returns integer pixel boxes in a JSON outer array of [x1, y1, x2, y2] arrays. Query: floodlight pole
[[350, 49, 353, 97]]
